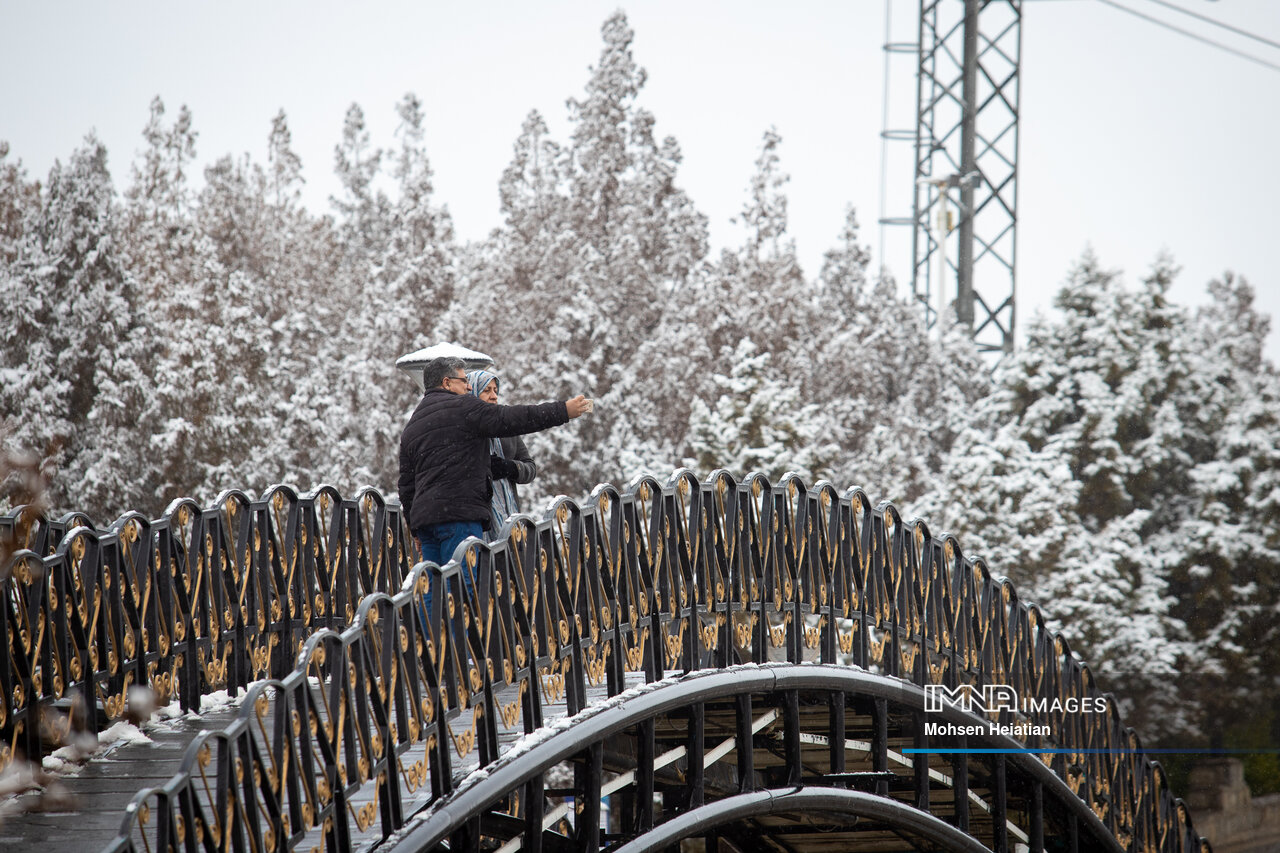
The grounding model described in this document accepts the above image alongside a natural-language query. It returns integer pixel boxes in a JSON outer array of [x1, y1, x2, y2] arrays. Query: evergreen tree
[[310, 101, 396, 491], [732, 129, 812, 344], [920, 254, 1280, 744], [1172, 274, 1280, 777], [441, 12, 710, 501], [0, 143, 53, 508], [686, 338, 834, 480], [267, 109, 304, 210], [249, 110, 345, 489], [142, 241, 274, 501], [672, 129, 825, 483], [165, 102, 330, 509], [122, 97, 198, 299], [684, 129, 812, 372], [332, 93, 456, 490], [198, 152, 275, 279], [0, 142, 39, 269], [331, 103, 390, 266], [801, 208, 987, 501], [0, 136, 142, 518], [681, 132, 986, 502]]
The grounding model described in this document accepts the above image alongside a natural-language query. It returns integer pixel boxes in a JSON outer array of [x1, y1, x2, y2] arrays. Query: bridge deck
[[0, 706, 243, 853], [0, 673, 652, 853]]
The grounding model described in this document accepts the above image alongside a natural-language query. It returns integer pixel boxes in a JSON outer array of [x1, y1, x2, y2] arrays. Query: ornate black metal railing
[[0, 485, 413, 768], [2, 470, 1209, 852]]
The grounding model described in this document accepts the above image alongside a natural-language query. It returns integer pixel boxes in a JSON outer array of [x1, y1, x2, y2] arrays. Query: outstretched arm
[[467, 394, 590, 437]]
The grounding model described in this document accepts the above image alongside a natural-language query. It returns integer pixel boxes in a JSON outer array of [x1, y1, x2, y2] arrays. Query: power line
[[1138, 0, 1280, 53], [1096, 0, 1280, 74]]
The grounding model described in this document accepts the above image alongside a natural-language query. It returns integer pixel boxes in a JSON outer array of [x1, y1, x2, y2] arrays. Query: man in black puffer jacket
[[398, 356, 590, 572]]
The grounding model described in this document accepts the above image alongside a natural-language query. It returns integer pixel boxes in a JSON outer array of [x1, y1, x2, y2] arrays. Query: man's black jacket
[[398, 389, 568, 531]]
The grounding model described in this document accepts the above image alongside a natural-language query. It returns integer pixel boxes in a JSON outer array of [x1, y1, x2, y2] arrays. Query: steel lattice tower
[[900, 0, 1022, 355]]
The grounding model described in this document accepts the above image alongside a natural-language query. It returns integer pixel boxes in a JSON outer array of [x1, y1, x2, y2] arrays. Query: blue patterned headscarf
[[467, 369, 520, 537]]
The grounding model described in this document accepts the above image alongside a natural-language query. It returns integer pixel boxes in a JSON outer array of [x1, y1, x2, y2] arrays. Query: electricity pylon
[[883, 0, 1022, 355]]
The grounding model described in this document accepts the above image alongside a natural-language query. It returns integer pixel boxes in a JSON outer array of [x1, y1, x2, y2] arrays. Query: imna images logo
[[924, 683, 1017, 714], [923, 683, 1108, 715]]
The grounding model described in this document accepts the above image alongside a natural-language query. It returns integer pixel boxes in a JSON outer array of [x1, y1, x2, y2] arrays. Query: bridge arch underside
[[388, 666, 1120, 853]]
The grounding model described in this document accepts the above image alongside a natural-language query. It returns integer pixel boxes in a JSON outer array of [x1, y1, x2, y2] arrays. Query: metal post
[[957, 0, 979, 329]]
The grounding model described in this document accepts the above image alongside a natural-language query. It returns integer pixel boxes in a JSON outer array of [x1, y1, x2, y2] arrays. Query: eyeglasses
[[445, 375, 470, 387]]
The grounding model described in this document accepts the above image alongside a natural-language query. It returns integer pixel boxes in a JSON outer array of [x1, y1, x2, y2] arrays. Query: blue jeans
[[414, 521, 484, 632], [416, 520, 485, 567]]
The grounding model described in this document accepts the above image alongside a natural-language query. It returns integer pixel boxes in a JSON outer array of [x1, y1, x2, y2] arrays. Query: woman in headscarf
[[467, 368, 537, 537]]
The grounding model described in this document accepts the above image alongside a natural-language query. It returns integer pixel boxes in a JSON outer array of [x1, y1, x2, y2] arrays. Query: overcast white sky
[[4, 0, 1278, 359]]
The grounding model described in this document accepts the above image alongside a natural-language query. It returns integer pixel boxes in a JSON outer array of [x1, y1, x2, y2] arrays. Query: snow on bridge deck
[[0, 670, 653, 853], [0, 704, 243, 853]]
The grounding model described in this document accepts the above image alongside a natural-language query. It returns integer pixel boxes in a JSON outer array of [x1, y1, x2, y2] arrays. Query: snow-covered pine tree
[[433, 109, 576, 501], [144, 242, 277, 502], [0, 143, 54, 510], [731, 129, 812, 344], [121, 97, 198, 300], [317, 102, 398, 489], [677, 129, 812, 374], [797, 205, 987, 503], [434, 108, 568, 358], [331, 103, 390, 264], [443, 13, 710, 501], [1170, 273, 1280, 776], [543, 11, 709, 493], [113, 102, 281, 510], [686, 338, 834, 481], [0, 142, 39, 270], [670, 129, 829, 482], [3, 136, 143, 519], [134, 104, 325, 508], [918, 252, 1274, 741], [248, 110, 343, 490], [267, 109, 303, 211], [111, 98, 220, 512], [676, 132, 986, 503], [339, 93, 457, 490]]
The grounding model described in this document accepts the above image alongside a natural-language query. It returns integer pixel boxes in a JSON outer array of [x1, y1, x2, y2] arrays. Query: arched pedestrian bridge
[[0, 471, 1211, 852]]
